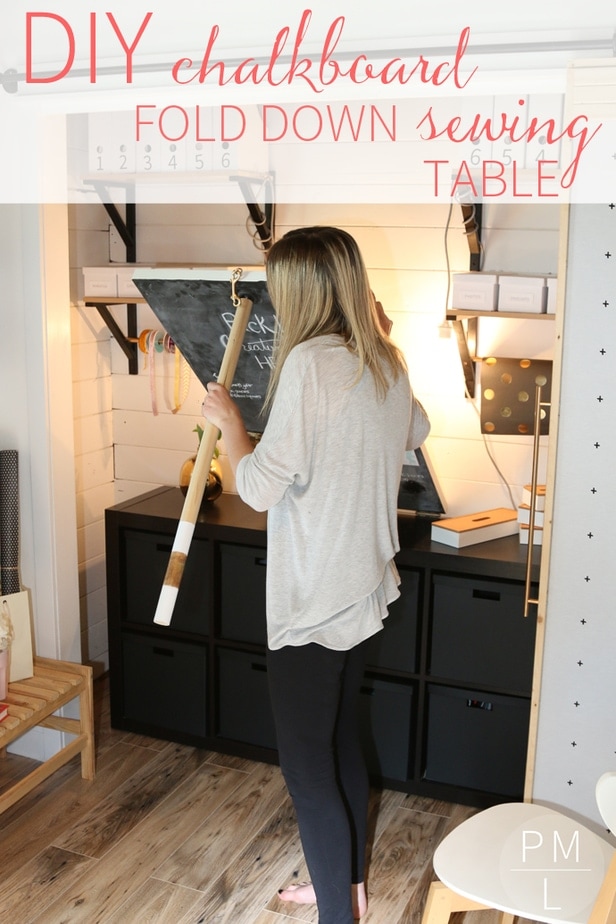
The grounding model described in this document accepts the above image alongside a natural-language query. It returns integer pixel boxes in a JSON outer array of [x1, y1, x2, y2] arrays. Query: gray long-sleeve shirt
[[236, 334, 430, 650]]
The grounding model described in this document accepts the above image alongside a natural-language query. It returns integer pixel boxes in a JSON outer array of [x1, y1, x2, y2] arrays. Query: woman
[[202, 226, 430, 923]]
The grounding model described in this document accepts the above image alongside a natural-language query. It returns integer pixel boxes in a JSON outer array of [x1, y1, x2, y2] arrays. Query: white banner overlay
[[1, 2, 614, 203]]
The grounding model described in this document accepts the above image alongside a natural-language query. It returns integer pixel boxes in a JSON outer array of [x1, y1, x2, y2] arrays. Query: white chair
[[421, 772, 616, 924]]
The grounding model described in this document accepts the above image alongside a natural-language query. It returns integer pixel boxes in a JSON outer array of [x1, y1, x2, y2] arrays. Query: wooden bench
[[0, 656, 95, 814]]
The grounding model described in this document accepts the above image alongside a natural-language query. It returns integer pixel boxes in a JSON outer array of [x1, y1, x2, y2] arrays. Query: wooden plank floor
[[0, 676, 530, 924]]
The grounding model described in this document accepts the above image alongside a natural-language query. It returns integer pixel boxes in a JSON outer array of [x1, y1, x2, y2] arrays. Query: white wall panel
[[75, 482, 115, 531], [482, 228, 560, 274], [72, 376, 113, 420], [532, 203, 616, 824], [73, 447, 114, 495], [78, 555, 106, 599], [71, 339, 112, 381], [74, 411, 113, 457], [77, 520, 106, 564]]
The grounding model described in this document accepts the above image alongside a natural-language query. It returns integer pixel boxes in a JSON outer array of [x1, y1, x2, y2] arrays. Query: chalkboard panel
[[133, 268, 275, 433], [397, 446, 446, 517]]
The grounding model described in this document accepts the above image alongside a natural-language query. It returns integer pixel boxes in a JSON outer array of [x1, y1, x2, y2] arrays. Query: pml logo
[[500, 813, 606, 919]]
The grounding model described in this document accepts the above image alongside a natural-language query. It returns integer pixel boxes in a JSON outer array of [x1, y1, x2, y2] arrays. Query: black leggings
[[267, 640, 369, 924]]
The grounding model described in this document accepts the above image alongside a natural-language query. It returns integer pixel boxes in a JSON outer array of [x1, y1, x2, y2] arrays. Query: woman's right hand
[[371, 292, 393, 335], [202, 382, 241, 431], [202, 383, 255, 475]]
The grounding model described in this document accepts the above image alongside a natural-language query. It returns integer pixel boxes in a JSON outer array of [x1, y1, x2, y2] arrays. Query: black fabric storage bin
[[365, 568, 420, 673], [123, 529, 210, 635], [217, 648, 277, 749], [121, 633, 207, 736], [359, 676, 414, 782], [424, 684, 530, 797], [219, 543, 267, 645], [430, 574, 536, 691]]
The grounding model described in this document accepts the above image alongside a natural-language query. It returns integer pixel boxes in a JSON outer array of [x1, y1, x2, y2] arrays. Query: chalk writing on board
[[220, 310, 275, 373], [133, 269, 276, 433]]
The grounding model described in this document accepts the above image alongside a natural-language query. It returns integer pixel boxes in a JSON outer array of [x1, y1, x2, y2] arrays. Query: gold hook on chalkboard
[[230, 267, 243, 308]]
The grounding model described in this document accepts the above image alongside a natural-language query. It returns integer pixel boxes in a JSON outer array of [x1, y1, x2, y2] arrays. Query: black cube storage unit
[[106, 487, 540, 806]]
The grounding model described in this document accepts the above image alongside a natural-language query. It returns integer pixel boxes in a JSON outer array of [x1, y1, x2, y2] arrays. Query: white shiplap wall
[[70, 205, 115, 676], [70, 201, 560, 674]]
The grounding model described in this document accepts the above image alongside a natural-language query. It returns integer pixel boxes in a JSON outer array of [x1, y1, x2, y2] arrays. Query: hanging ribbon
[[136, 328, 190, 415], [173, 345, 191, 414]]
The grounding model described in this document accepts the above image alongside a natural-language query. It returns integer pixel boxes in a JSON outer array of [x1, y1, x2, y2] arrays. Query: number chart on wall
[[86, 108, 267, 176]]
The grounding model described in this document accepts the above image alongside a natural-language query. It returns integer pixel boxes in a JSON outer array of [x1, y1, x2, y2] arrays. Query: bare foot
[[277, 881, 368, 918], [277, 882, 316, 904], [353, 882, 368, 918]]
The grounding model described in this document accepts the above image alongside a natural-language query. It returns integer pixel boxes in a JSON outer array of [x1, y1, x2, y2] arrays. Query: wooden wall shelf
[[447, 309, 555, 322]]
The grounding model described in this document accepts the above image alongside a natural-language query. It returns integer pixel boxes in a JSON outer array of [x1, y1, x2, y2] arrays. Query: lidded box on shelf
[[545, 276, 558, 314], [451, 273, 498, 312], [116, 266, 146, 298], [497, 274, 546, 313], [82, 266, 117, 298], [451, 272, 557, 315], [82, 265, 152, 299]]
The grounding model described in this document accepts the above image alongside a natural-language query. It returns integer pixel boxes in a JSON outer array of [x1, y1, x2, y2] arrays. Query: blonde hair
[[264, 226, 406, 408]]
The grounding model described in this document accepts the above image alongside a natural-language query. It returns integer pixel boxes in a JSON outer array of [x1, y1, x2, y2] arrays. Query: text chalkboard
[[133, 268, 275, 433]]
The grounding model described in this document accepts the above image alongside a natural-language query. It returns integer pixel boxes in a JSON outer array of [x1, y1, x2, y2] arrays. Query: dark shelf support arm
[[451, 316, 478, 396], [453, 203, 483, 393], [87, 302, 138, 374], [83, 180, 139, 373], [461, 202, 483, 271], [231, 174, 275, 251], [82, 174, 277, 373]]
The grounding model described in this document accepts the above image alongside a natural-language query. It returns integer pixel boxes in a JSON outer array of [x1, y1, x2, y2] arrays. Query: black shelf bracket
[[81, 173, 276, 372], [85, 301, 138, 374], [84, 179, 137, 262], [231, 173, 275, 252], [452, 203, 483, 394], [451, 315, 478, 396], [83, 179, 139, 374], [461, 202, 483, 271]]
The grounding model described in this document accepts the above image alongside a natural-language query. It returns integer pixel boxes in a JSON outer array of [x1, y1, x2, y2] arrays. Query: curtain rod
[[2, 35, 614, 94]]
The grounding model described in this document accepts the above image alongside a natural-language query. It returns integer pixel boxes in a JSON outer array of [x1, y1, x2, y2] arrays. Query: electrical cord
[[443, 204, 516, 511]]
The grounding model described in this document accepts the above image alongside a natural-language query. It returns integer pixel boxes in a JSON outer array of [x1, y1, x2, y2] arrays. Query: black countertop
[[108, 487, 541, 583]]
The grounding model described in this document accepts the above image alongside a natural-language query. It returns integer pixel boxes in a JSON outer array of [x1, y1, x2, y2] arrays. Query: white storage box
[[519, 523, 543, 545], [498, 275, 546, 313], [545, 276, 557, 314], [116, 266, 149, 298], [517, 504, 544, 527], [451, 273, 498, 312], [82, 266, 117, 297], [522, 484, 546, 511]]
